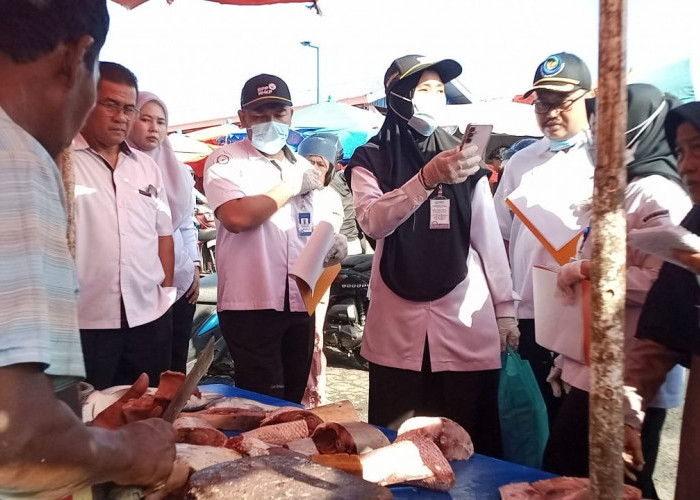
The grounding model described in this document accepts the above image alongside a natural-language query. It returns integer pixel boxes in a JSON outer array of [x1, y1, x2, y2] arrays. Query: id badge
[[298, 212, 312, 236], [430, 197, 450, 230]]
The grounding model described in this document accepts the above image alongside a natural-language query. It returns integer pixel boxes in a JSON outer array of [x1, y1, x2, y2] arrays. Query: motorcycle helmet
[[314, 132, 344, 164], [504, 138, 538, 160], [298, 133, 341, 185]]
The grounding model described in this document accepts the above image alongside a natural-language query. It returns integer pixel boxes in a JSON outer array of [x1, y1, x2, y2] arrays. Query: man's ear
[[58, 35, 95, 88], [237, 109, 247, 129]]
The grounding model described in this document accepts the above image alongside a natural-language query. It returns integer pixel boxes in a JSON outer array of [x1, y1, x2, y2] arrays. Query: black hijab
[[588, 83, 681, 183], [636, 102, 700, 361], [346, 60, 487, 302], [625, 83, 682, 184]]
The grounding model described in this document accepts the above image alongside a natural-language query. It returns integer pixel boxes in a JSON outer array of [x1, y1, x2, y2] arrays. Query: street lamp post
[[300, 41, 320, 104]]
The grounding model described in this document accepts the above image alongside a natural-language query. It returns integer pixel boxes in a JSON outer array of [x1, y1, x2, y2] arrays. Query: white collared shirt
[[73, 135, 174, 329], [204, 139, 326, 313], [494, 136, 595, 319]]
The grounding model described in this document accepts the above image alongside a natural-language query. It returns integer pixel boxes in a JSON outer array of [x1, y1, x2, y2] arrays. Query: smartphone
[[460, 123, 493, 158]]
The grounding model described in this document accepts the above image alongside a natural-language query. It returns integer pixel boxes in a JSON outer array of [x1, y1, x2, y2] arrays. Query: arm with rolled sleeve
[[469, 176, 518, 317], [351, 166, 432, 240]]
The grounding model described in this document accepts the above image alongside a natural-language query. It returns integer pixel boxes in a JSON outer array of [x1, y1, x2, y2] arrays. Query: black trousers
[[80, 309, 173, 390], [517, 318, 561, 426], [171, 294, 196, 373], [544, 386, 667, 499], [368, 339, 502, 459], [218, 309, 315, 404]]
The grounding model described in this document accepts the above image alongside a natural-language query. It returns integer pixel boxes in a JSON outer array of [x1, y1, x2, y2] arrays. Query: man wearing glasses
[[494, 52, 594, 425], [73, 62, 175, 390]]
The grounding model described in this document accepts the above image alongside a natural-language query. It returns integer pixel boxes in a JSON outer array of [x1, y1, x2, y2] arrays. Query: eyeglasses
[[533, 92, 587, 115], [97, 99, 140, 120]]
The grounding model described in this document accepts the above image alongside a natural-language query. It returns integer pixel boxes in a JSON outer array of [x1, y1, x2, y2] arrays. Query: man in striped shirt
[[0, 1, 175, 496]]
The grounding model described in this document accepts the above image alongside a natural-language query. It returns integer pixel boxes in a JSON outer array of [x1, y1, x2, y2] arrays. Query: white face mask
[[407, 92, 447, 136], [250, 120, 290, 155]]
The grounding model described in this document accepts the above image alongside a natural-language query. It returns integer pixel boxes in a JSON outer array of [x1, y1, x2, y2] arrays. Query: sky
[[100, 0, 700, 128]]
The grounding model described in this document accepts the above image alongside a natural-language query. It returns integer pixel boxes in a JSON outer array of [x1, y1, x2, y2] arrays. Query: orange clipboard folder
[[532, 265, 591, 365], [293, 263, 341, 315], [506, 197, 582, 266]]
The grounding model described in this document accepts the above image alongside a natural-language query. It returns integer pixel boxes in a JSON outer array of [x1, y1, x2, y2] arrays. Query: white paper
[[506, 158, 593, 251], [532, 266, 588, 364], [290, 221, 335, 297], [628, 226, 700, 268]]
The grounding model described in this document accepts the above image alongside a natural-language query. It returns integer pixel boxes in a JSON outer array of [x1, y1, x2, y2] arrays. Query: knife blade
[[161, 337, 215, 422]]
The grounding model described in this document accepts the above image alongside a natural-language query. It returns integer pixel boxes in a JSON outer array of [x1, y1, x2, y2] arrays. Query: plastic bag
[[498, 347, 549, 468]]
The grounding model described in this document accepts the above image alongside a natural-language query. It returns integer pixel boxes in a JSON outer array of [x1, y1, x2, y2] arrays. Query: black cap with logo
[[384, 54, 462, 94], [240, 73, 293, 110], [524, 52, 592, 97]]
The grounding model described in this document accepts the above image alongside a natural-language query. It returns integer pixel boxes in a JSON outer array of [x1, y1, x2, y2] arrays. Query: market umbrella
[[291, 101, 383, 159]]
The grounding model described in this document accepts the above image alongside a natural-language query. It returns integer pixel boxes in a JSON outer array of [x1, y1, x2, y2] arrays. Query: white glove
[[546, 366, 564, 398], [420, 145, 481, 188], [282, 166, 322, 196], [546, 366, 571, 398], [497, 317, 520, 352], [323, 233, 348, 267], [556, 260, 588, 304]]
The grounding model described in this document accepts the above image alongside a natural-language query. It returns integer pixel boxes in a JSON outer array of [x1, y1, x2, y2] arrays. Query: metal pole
[[300, 41, 320, 104], [315, 44, 320, 104], [590, 0, 627, 497]]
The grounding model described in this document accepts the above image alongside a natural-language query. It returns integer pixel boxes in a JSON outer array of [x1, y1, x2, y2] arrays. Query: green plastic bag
[[498, 347, 549, 468]]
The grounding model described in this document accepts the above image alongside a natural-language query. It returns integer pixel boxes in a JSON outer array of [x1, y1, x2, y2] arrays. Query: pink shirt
[[73, 136, 175, 329], [560, 175, 689, 408], [204, 140, 325, 313], [352, 167, 517, 372]]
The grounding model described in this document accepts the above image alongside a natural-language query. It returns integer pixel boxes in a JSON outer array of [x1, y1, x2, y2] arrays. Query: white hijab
[[129, 91, 193, 229]]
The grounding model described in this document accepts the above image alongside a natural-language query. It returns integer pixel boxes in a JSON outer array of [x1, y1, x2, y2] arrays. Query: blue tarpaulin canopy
[[629, 57, 699, 103], [291, 101, 383, 160]]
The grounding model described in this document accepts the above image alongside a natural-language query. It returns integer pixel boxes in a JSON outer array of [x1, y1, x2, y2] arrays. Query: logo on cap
[[257, 82, 278, 97], [541, 55, 564, 76]]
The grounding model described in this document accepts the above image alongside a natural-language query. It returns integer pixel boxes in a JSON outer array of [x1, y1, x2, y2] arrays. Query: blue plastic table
[[200, 384, 555, 499]]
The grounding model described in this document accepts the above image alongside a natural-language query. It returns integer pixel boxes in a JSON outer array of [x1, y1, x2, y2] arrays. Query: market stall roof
[[291, 101, 384, 131], [112, 0, 317, 8]]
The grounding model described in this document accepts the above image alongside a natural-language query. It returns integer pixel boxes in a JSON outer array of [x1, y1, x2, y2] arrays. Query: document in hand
[[505, 160, 593, 265], [532, 265, 590, 365], [290, 221, 342, 315], [628, 225, 700, 269]]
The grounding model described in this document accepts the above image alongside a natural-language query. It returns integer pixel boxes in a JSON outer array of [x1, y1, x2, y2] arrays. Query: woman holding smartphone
[[345, 55, 519, 457]]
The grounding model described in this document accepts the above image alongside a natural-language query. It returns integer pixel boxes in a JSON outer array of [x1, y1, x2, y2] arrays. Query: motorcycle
[[188, 254, 373, 374], [193, 189, 216, 274], [187, 272, 232, 375], [322, 254, 372, 370]]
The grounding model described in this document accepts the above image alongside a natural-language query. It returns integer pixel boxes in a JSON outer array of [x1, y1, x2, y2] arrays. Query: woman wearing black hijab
[[549, 84, 690, 496], [624, 101, 700, 500], [345, 55, 519, 457]]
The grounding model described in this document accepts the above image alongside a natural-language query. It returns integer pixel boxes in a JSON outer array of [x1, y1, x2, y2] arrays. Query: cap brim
[[523, 83, 581, 97], [242, 95, 293, 110], [391, 58, 463, 92]]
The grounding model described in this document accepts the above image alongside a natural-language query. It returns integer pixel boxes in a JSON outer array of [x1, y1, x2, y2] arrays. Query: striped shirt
[[0, 105, 84, 391]]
